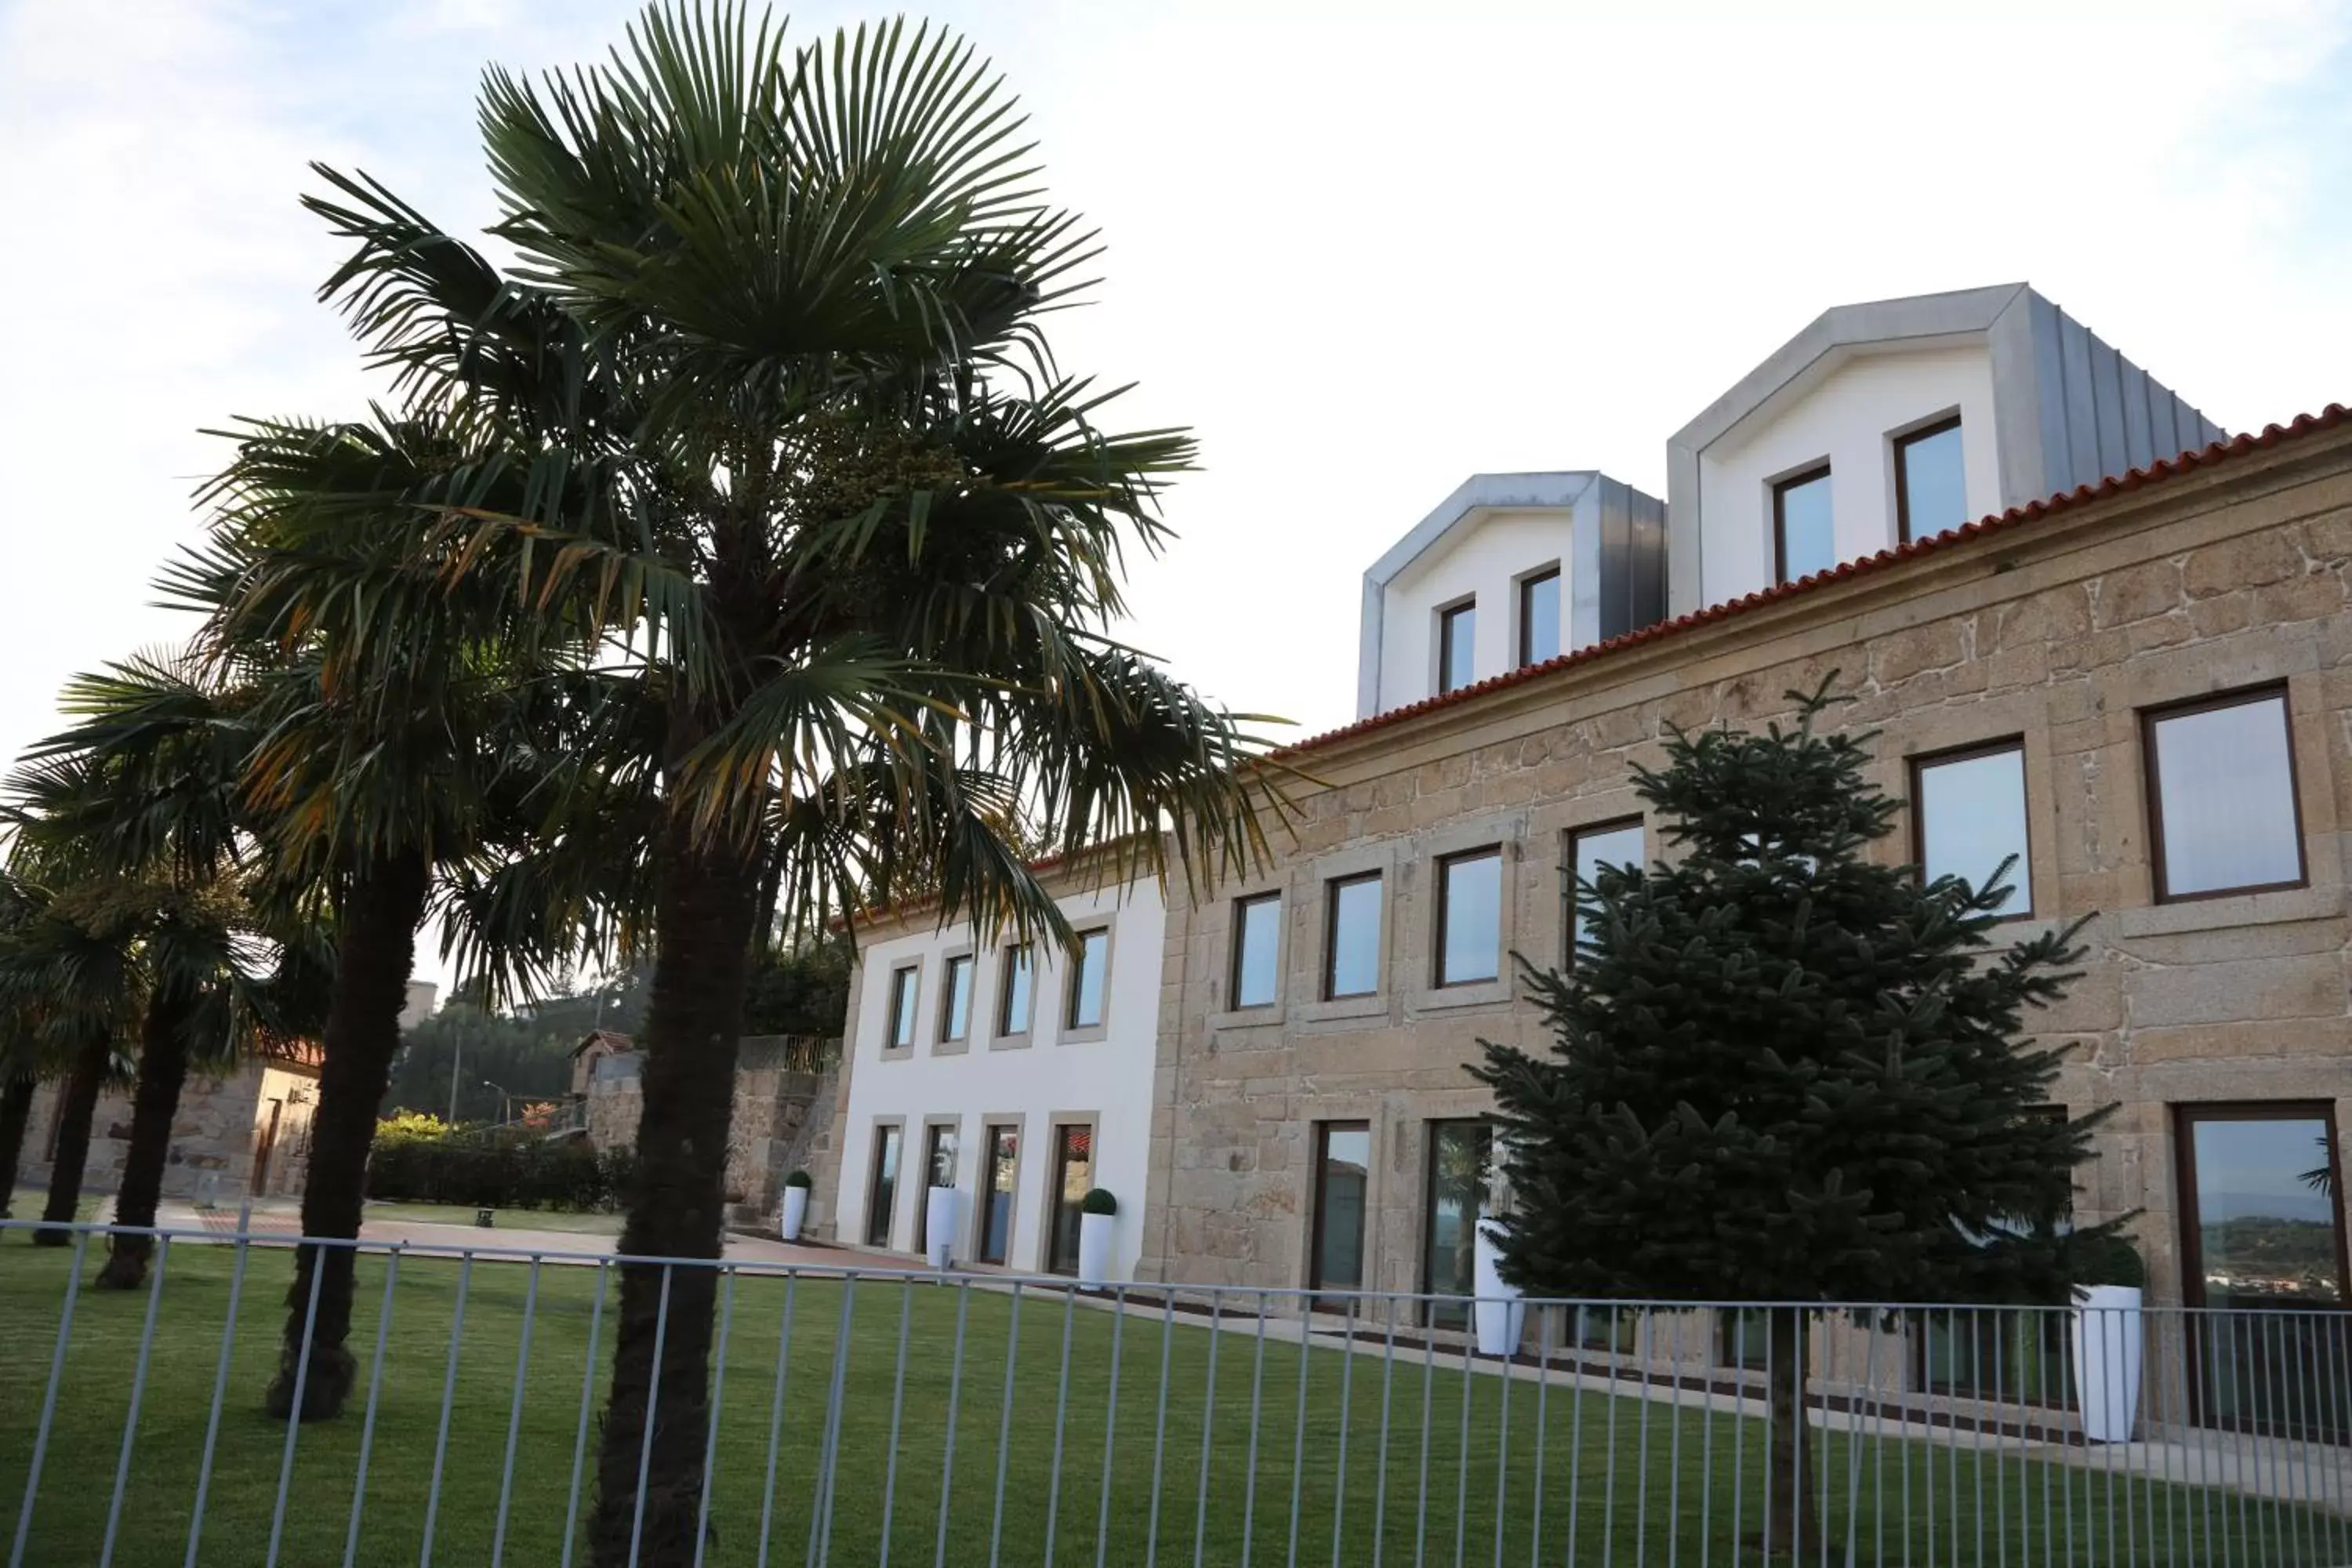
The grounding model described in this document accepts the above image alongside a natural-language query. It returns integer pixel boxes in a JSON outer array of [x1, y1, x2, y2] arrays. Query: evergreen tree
[[1472, 679, 2125, 1557]]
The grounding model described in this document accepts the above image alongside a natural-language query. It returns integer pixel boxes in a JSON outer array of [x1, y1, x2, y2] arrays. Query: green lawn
[[5, 1185, 103, 1222], [1, 1235, 2342, 1566], [361, 1200, 625, 1236]]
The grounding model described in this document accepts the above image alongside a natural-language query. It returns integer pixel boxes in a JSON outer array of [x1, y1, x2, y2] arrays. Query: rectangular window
[[1421, 1120, 1493, 1329], [2178, 1104, 2347, 1443], [1434, 847, 1502, 987], [996, 945, 1033, 1036], [1230, 893, 1281, 1008], [1046, 1123, 1094, 1276], [1894, 416, 1966, 543], [2145, 689, 2306, 901], [1311, 1122, 1373, 1303], [886, 965, 920, 1051], [916, 1123, 959, 1256], [1718, 1309, 1770, 1370], [1323, 873, 1383, 1000], [979, 1123, 1020, 1265], [1911, 740, 2032, 918], [1438, 601, 1476, 694], [1565, 820, 1644, 965], [1518, 568, 1561, 667], [1065, 928, 1110, 1031], [1773, 465, 1835, 585], [1918, 1311, 2068, 1404], [864, 1123, 902, 1249], [938, 953, 975, 1043]]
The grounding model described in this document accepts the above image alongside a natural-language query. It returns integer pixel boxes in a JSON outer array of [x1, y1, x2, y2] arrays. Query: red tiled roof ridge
[[1274, 405, 2352, 760]]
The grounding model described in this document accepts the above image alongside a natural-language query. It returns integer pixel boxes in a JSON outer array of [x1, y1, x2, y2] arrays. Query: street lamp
[[481, 1078, 514, 1127]]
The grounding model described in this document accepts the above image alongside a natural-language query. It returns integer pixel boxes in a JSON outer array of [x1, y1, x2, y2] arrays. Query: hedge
[[365, 1129, 637, 1213]]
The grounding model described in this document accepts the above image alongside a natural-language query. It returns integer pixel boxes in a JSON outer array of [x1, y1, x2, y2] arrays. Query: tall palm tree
[[0, 871, 48, 1216], [267, 10, 1285, 1557]]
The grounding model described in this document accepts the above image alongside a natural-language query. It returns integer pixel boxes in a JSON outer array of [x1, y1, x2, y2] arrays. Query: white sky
[[4, 0, 2350, 995]]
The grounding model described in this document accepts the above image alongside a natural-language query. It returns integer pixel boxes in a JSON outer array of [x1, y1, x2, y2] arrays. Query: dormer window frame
[[1513, 563, 1563, 670], [1770, 461, 1835, 587], [1891, 409, 1965, 546], [1435, 595, 1478, 695]]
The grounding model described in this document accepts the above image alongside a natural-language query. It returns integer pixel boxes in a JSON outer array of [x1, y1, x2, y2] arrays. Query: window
[[1718, 1309, 1770, 1370], [886, 965, 921, 1051], [1065, 928, 1110, 1031], [1421, 1120, 1493, 1329], [1518, 568, 1561, 667], [2177, 1105, 2347, 1443], [1918, 1311, 2067, 1404], [979, 1123, 1021, 1265], [1046, 1123, 1094, 1276], [1894, 416, 1966, 543], [1311, 1122, 1373, 1303], [2144, 689, 2305, 901], [1323, 873, 1383, 1000], [1438, 601, 1476, 694], [1434, 847, 1502, 987], [864, 1123, 903, 1249], [996, 945, 1033, 1036], [1911, 740, 2031, 917], [916, 1123, 959, 1256], [938, 953, 975, 1044], [1564, 820, 1643, 964], [1772, 465, 1834, 585], [1230, 893, 1281, 1008]]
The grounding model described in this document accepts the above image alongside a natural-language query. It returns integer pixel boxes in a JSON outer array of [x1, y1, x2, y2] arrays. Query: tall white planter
[[926, 1186, 959, 1269], [2071, 1285, 2145, 1443], [779, 1185, 810, 1243], [1077, 1212, 1116, 1287], [1472, 1225, 1526, 1357]]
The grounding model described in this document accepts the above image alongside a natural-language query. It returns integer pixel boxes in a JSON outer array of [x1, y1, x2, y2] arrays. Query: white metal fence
[[2, 1218, 2347, 1566]]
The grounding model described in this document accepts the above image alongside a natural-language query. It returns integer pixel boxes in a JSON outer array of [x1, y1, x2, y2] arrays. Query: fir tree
[[1472, 678, 2126, 1556]]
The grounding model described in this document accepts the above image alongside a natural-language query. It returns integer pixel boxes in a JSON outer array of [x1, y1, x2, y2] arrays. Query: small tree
[[1472, 680, 2121, 1557]]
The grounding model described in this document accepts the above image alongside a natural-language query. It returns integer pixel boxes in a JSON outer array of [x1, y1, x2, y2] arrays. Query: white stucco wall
[[1377, 508, 1574, 713], [835, 879, 1164, 1281], [1694, 345, 2003, 609]]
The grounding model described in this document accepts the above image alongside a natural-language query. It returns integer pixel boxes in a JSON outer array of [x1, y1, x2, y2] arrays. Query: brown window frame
[[1322, 871, 1384, 1001], [1563, 817, 1645, 968], [978, 1121, 1022, 1265], [914, 1121, 959, 1256], [1229, 891, 1281, 1009], [2141, 686, 2308, 905], [1516, 567, 1562, 669], [1308, 1119, 1374, 1305], [864, 1121, 904, 1250], [1064, 927, 1111, 1031], [1432, 845, 1504, 989], [1907, 736, 2034, 921], [996, 943, 1034, 1037], [885, 964, 921, 1051], [1893, 414, 1963, 545], [1436, 598, 1476, 694], [1419, 1117, 1494, 1328], [938, 953, 975, 1044], [1044, 1121, 1096, 1277], [1771, 463, 1833, 586]]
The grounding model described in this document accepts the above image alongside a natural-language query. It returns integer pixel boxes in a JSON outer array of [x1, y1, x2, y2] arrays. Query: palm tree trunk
[[266, 848, 430, 1421], [1763, 1306, 1819, 1559], [96, 990, 197, 1288], [590, 814, 762, 1568], [0, 1072, 36, 1220], [34, 1034, 111, 1246]]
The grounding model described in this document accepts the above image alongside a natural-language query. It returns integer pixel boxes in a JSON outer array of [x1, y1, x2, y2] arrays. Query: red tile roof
[[1277, 405, 2352, 759]]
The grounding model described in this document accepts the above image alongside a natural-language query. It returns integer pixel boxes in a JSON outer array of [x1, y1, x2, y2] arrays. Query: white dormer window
[[1517, 567, 1561, 667], [1893, 416, 1966, 543], [1437, 599, 1477, 693], [1772, 465, 1835, 585]]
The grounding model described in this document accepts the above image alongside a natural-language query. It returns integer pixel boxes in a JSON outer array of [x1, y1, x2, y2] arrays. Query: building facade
[[12, 1047, 322, 1207]]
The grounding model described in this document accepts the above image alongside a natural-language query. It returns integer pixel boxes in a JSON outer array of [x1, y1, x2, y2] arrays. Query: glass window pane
[[1776, 469, 1835, 583], [866, 1125, 902, 1247], [2191, 1116, 2341, 1306], [999, 946, 1033, 1035], [1423, 1121, 1492, 1329], [1899, 420, 1967, 540], [1068, 930, 1109, 1029], [1327, 876, 1382, 998], [1315, 1124, 1372, 1295], [1438, 849, 1501, 985], [1918, 746, 2031, 916], [1049, 1124, 1094, 1274], [1439, 603, 1476, 693], [1568, 822, 1644, 960], [916, 1124, 959, 1254], [2152, 697, 2302, 897], [1519, 571, 1560, 666], [942, 956, 973, 1040], [981, 1125, 1019, 1263], [889, 967, 920, 1047], [1232, 895, 1280, 1007]]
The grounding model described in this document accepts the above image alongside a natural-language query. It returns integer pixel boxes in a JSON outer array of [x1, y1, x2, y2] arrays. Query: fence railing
[[2, 1218, 2347, 1567]]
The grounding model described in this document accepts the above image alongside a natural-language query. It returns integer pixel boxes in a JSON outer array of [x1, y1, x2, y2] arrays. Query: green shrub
[[784, 1169, 813, 1191], [1080, 1188, 1117, 1217], [365, 1128, 636, 1213]]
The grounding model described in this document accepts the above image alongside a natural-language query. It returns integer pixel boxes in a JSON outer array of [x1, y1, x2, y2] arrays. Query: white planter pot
[[1077, 1211, 1116, 1287], [2071, 1285, 2145, 1443], [779, 1185, 810, 1243], [1472, 1226, 1525, 1357], [926, 1186, 959, 1269]]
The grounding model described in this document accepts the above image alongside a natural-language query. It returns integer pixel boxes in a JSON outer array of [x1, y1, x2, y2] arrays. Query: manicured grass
[[4, 1185, 103, 1222], [361, 1200, 624, 1236], [0, 1235, 2341, 1566]]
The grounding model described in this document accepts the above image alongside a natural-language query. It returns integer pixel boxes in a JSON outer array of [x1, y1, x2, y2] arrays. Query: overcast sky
[[4, 0, 2349, 994]]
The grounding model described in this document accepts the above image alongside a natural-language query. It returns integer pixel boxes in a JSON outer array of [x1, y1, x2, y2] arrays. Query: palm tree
[[268, 10, 1283, 1556]]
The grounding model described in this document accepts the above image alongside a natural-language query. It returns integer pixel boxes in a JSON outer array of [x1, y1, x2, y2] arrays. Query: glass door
[[1311, 1122, 1372, 1307], [980, 1124, 1020, 1265], [1047, 1123, 1094, 1276], [864, 1124, 902, 1249], [1421, 1121, 1491, 1329], [2179, 1104, 2349, 1444], [916, 1123, 958, 1256]]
